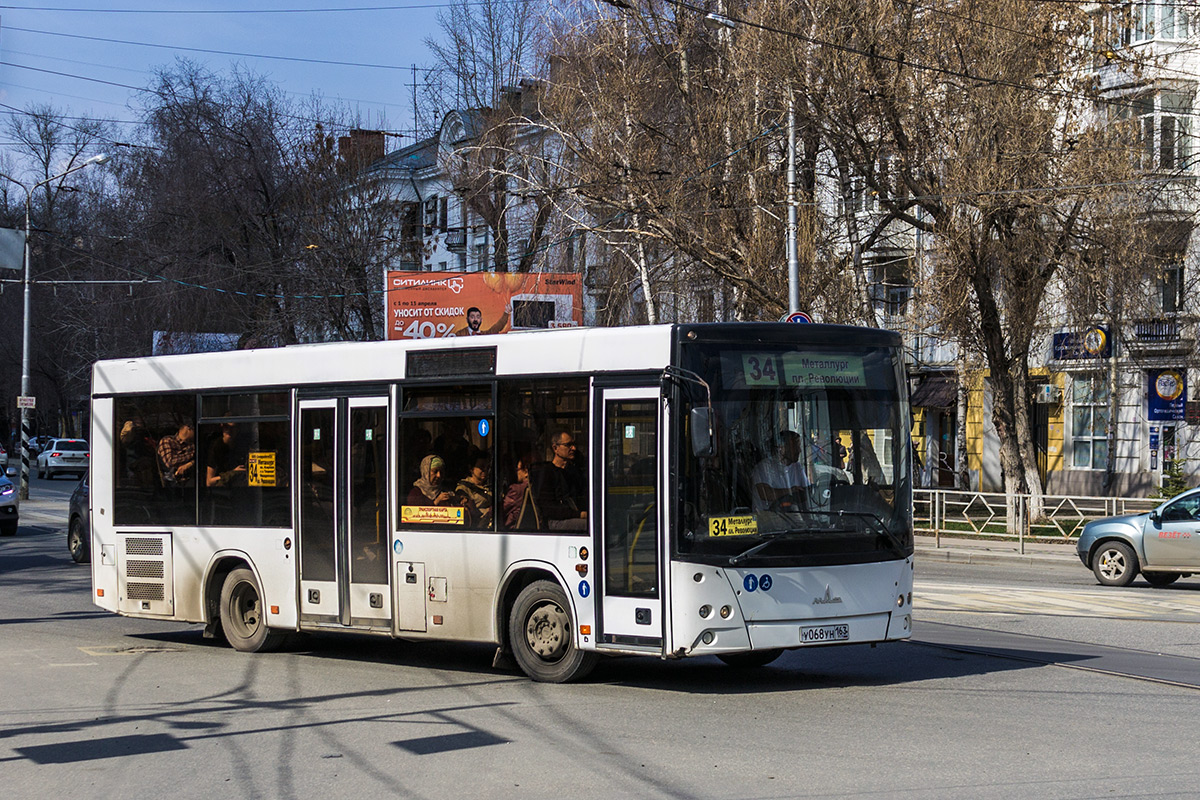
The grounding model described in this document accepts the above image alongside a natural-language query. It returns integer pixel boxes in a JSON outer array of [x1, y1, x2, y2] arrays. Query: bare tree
[[1, 104, 113, 437], [756, 0, 1161, 514]]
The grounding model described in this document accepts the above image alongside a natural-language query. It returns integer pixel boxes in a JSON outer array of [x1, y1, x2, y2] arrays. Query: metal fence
[[914, 489, 1162, 553]]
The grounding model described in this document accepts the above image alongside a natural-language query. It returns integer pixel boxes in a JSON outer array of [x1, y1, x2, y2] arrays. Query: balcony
[[444, 227, 467, 252], [1125, 316, 1195, 356]]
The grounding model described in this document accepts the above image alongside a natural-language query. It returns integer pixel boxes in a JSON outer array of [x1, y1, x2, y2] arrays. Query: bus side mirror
[[690, 407, 714, 458]]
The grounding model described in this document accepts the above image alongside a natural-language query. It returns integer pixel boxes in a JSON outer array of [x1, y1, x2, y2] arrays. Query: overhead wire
[[5, 25, 431, 72], [5, 0, 1196, 299]]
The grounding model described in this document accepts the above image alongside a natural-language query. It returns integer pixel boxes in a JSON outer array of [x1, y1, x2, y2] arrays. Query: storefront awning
[[910, 374, 957, 410]]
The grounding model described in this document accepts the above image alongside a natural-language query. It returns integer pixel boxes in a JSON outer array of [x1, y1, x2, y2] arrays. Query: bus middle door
[[297, 396, 390, 630], [595, 387, 664, 654]]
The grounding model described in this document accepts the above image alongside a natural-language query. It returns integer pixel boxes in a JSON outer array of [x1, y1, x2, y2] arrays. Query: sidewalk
[[17, 495, 70, 526], [915, 534, 1079, 566]]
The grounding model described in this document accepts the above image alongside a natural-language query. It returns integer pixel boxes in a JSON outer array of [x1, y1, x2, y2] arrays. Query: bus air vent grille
[[126, 582, 165, 601], [126, 559, 164, 579], [124, 537, 164, 556]]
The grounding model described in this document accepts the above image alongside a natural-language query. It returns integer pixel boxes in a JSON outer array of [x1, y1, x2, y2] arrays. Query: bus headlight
[[699, 605, 712, 619], [701, 631, 715, 644], [719, 605, 732, 619]]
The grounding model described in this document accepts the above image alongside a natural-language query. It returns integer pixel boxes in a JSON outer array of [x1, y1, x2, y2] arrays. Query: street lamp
[[0, 153, 109, 499]]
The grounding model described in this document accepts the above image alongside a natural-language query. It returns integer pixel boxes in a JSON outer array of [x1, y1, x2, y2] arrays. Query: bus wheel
[[509, 580, 597, 683], [220, 568, 284, 653], [717, 649, 784, 668]]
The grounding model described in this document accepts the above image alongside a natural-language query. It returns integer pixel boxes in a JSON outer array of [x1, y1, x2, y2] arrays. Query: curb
[[915, 545, 1077, 567]]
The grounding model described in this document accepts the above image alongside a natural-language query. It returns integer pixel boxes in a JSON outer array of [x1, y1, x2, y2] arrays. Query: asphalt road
[[2, 518, 1199, 799]]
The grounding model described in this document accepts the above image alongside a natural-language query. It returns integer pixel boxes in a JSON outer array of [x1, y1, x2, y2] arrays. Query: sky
[[0, 1, 447, 157]]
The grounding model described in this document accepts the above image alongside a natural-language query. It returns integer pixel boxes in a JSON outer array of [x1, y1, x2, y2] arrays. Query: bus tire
[[717, 649, 784, 668], [220, 568, 284, 653], [509, 580, 597, 683]]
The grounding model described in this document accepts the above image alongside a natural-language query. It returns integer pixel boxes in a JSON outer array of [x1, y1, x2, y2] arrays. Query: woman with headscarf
[[406, 454, 457, 507]]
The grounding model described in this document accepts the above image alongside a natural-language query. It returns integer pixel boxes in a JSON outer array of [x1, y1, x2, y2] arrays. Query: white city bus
[[90, 323, 913, 682]]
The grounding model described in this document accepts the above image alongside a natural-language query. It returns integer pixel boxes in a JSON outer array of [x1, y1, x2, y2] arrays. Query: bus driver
[[751, 429, 810, 511]]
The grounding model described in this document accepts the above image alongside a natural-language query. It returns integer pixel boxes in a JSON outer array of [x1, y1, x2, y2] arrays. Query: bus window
[[197, 418, 291, 527], [400, 386, 494, 530], [114, 394, 197, 526], [497, 380, 588, 532]]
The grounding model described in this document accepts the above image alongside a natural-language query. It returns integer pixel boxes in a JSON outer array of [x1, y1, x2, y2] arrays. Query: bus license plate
[[801, 624, 849, 643]]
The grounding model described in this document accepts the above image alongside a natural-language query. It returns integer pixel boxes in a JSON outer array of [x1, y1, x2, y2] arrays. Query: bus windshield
[[678, 341, 912, 565]]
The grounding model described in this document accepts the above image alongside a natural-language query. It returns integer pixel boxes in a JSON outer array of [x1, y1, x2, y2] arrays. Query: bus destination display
[[737, 352, 866, 388]]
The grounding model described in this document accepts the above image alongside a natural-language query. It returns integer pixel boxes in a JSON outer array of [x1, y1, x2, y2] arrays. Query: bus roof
[[91, 322, 900, 396]]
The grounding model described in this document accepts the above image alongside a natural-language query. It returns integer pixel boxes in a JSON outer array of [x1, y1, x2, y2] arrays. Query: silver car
[[1077, 489, 1200, 587], [0, 472, 18, 535]]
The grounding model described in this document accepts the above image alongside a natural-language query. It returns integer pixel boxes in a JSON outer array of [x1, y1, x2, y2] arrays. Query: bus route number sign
[[247, 451, 277, 487], [708, 515, 758, 537]]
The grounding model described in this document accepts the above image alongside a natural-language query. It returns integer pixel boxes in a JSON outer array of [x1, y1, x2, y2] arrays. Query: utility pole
[[786, 89, 800, 315]]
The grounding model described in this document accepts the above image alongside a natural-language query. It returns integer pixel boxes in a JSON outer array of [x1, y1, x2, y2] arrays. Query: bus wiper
[[834, 510, 907, 557], [729, 533, 791, 566]]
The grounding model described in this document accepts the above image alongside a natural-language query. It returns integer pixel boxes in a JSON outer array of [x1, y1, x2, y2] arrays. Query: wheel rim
[[69, 523, 83, 559], [524, 600, 569, 662], [1099, 548, 1128, 581], [229, 580, 263, 639]]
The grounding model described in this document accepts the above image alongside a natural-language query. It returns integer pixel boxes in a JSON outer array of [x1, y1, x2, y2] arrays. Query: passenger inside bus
[[531, 428, 587, 530], [433, 418, 477, 484], [205, 422, 247, 488], [157, 422, 197, 488], [502, 457, 540, 529], [456, 454, 494, 527], [407, 454, 459, 507]]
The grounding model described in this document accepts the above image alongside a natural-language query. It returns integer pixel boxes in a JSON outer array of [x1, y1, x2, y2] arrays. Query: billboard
[[385, 271, 583, 340]]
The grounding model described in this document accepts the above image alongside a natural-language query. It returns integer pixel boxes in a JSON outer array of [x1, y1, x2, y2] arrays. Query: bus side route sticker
[[709, 515, 758, 537], [401, 506, 465, 525]]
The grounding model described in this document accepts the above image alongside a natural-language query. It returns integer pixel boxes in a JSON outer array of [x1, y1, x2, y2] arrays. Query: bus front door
[[297, 396, 390, 629], [595, 388, 664, 652]]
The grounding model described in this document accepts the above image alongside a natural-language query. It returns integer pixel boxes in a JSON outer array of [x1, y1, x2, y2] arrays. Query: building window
[[1115, 91, 1193, 172], [1098, 1, 1192, 50], [1071, 374, 1110, 470], [1161, 260, 1184, 313], [841, 174, 875, 215], [424, 196, 439, 235], [870, 257, 912, 318]]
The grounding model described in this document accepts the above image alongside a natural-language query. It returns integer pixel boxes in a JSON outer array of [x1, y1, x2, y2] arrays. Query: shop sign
[[1148, 369, 1187, 421]]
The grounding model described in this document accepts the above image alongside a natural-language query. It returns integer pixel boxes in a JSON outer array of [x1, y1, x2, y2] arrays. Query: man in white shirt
[[751, 430, 810, 511]]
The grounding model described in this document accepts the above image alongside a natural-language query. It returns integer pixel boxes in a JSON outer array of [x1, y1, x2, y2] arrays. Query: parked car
[[0, 472, 17, 535], [27, 436, 51, 457], [35, 439, 89, 480], [0, 442, 7, 471], [68, 475, 89, 563], [1077, 488, 1200, 587]]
